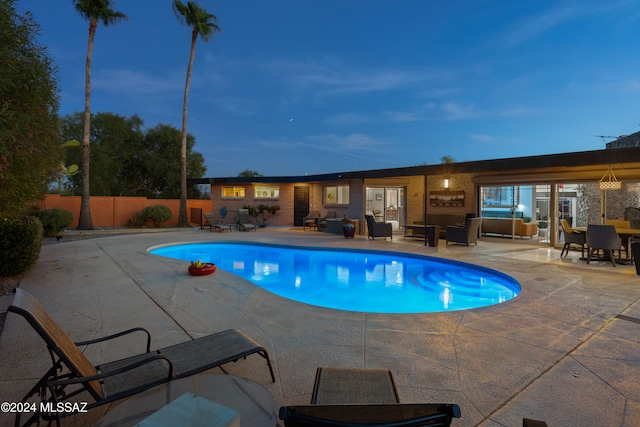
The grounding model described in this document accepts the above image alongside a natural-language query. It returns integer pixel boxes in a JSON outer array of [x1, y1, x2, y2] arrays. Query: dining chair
[[586, 224, 622, 267], [606, 219, 631, 259], [560, 219, 585, 258]]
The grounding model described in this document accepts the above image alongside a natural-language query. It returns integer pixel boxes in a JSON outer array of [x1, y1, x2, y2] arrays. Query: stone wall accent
[[576, 183, 640, 226]]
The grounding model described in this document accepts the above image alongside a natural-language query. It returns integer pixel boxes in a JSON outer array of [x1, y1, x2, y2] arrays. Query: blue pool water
[[150, 242, 520, 313]]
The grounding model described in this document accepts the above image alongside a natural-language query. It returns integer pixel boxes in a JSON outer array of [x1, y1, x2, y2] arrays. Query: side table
[[403, 224, 440, 247], [95, 375, 276, 427]]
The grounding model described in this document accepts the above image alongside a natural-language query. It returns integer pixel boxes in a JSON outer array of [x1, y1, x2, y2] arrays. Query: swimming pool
[[150, 242, 520, 313]]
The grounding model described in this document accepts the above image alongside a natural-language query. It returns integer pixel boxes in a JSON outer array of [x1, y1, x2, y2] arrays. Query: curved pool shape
[[150, 242, 520, 313]]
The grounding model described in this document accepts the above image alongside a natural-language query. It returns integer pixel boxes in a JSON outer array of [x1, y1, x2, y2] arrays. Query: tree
[[60, 112, 145, 196], [0, 0, 62, 218], [73, 0, 127, 229], [238, 169, 263, 177], [173, 0, 220, 227], [59, 112, 207, 198], [142, 123, 207, 198], [440, 155, 456, 164]]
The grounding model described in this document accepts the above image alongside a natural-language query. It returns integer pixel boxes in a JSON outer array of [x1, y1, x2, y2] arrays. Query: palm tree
[[173, 0, 220, 227], [73, 0, 127, 229]]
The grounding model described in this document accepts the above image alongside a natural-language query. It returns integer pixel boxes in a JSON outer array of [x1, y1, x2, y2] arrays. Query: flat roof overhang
[[189, 147, 640, 186]]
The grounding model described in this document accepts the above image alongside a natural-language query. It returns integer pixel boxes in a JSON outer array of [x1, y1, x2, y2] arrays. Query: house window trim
[[324, 184, 350, 206], [221, 186, 245, 199], [254, 185, 280, 200]]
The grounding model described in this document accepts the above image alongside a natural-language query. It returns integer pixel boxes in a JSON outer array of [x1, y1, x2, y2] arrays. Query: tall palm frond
[[173, 0, 220, 227], [73, 0, 127, 229]]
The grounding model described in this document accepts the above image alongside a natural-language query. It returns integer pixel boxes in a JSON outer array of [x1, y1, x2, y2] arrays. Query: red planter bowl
[[188, 263, 216, 276]]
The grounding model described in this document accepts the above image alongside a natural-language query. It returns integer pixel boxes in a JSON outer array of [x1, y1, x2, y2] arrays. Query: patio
[[1, 227, 640, 426]]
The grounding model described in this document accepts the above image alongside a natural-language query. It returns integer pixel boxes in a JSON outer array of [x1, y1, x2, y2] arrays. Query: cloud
[[384, 103, 436, 122], [497, 105, 538, 117], [382, 100, 537, 123], [325, 113, 371, 126], [259, 57, 431, 97], [308, 133, 385, 152], [207, 96, 259, 116], [93, 69, 183, 95], [616, 79, 640, 91], [441, 101, 483, 120], [504, 0, 638, 47], [254, 133, 391, 162], [469, 133, 496, 143]]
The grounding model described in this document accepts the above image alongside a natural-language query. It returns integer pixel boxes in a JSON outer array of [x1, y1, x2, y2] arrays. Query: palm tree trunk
[[77, 18, 96, 230], [178, 30, 197, 227]]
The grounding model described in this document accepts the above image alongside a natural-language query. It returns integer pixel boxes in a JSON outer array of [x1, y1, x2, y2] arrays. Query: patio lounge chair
[[279, 404, 462, 426], [303, 210, 320, 231], [7, 288, 275, 426], [586, 224, 621, 267], [279, 367, 460, 426], [365, 214, 392, 240], [446, 217, 481, 246], [237, 208, 256, 231], [203, 212, 232, 232], [560, 219, 585, 258]]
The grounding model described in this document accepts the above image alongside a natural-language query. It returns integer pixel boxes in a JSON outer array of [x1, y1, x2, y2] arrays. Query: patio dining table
[[574, 226, 640, 264], [574, 226, 640, 238]]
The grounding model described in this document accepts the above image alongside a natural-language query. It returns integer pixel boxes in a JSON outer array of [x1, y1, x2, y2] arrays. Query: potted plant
[[341, 215, 355, 238], [188, 260, 216, 276]]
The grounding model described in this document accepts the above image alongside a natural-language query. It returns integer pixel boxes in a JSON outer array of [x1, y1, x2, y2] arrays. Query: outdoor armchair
[[446, 217, 481, 246], [365, 214, 392, 240]]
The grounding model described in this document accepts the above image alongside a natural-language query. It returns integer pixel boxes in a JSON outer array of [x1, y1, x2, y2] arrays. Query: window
[[324, 185, 350, 205], [255, 186, 279, 199], [482, 186, 519, 207], [222, 186, 245, 198]]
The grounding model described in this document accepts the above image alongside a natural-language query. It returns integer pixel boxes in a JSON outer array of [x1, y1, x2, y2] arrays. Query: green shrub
[[243, 204, 280, 227], [0, 216, 43, 278], [36, 209, 74, 237], [142, 205, 173, 228], [126, 211, 146, 228]]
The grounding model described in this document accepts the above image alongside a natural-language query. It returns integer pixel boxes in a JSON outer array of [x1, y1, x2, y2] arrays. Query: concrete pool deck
[[1, 227, 640, 426]]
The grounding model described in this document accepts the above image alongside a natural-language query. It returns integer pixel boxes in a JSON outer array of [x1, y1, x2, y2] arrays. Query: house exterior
[[191, 146, 640, 247]]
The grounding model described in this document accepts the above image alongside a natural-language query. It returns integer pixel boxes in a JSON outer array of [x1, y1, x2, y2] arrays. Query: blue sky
[[19, 0, 640, 177]]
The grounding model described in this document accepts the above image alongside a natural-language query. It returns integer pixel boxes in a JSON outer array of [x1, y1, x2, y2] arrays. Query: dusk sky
[[19, 0, 640, 178]]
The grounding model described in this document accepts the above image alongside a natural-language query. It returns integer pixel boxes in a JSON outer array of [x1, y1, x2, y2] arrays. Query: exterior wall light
[[443, 178, 450, 189]]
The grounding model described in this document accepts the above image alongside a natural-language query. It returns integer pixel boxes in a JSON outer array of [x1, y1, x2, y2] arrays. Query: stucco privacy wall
[[37, 194, 211, 228]]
